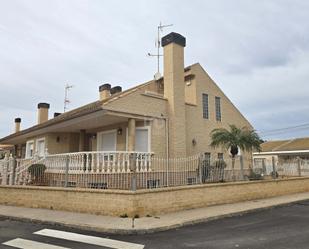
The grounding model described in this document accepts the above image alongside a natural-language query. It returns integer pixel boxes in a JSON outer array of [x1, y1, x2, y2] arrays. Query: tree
[[210, 125, 261, 180]]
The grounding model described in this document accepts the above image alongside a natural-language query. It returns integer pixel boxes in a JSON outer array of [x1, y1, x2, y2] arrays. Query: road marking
[[34, 229, 145, 249], [2, 238, 70, 249]]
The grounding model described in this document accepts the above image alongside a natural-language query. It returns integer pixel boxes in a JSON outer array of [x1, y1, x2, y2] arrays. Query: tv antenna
[[148, 22, 173, 80], [64, 83, 73, 112]]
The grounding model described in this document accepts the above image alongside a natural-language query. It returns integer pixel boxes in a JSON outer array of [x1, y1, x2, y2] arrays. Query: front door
[[135, 128, 150, 152], [96, 130, 117, 171], [97, 130, 117, 151], [36, 138, 45, 157]]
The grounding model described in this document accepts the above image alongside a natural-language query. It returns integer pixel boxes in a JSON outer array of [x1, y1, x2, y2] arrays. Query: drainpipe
[[165, 117, 169, 160], [164, 117, 169, 186]]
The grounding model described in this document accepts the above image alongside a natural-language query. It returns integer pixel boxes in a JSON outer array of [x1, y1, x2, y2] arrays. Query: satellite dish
[[154, 72, 162, 80]]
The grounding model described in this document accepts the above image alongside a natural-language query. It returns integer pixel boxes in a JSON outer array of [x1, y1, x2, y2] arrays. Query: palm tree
[[210, 125, 261, 180]]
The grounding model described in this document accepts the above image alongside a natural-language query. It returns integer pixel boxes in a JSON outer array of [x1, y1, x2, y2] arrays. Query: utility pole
[[148, 22, 173, 79], [64, 84, 73, 112]]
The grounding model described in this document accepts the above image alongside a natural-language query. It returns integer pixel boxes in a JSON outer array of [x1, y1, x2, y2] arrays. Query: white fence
[[0, 154, 16, 186], [253, 157, 309, 177], [43, 151, 152, 174], [3, 151, 305, 190]]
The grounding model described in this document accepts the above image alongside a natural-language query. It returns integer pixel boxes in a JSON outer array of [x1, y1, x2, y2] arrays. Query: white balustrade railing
[[15, 156, 44, 185], [42, 151, 153, 174], [0, 154, 17, 185], [7, 151, 153, 187], [0, 157, 7, 185], [300, 158, 309, 176]]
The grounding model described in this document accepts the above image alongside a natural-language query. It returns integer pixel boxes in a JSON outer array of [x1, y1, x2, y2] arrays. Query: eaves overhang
[[253, 150, 309, 156]]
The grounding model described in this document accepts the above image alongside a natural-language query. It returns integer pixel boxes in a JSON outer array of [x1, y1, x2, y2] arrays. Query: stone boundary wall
[[0, 186, 134, 216], [1, 177, 309, 217], [134, 177, 309, 215]]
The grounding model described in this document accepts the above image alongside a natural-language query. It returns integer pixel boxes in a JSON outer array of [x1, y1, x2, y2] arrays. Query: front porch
[[5, 108, 167, 160], [1, 151, 201, 190], [15, 151, 155, 189]]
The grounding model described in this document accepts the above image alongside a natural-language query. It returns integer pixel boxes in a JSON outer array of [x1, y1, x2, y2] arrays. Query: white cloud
[[0, 0, 308, 140]]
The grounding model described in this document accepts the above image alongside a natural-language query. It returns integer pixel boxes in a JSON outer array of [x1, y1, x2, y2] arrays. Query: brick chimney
[[37, 103, 50, 124], [14, 118, 21, 133], [99, 84, 111, 101], [162, 32, 186, 157]]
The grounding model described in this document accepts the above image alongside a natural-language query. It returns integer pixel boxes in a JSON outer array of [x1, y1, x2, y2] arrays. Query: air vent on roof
[[110, 86, 122, 95]]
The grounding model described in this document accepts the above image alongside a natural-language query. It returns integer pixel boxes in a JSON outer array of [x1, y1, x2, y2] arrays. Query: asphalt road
[[1, 200, 309, 249]]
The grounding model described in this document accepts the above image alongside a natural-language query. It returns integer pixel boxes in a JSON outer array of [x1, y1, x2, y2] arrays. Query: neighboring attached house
[[0, 32, 253, 168], [0, 145, 13, 160], [253, 138, 309, 176]]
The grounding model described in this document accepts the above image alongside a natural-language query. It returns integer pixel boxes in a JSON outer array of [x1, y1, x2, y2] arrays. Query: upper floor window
[[218, 153, 224, 160], [202, 94, 209, 119], [215, 96, 221, 121]]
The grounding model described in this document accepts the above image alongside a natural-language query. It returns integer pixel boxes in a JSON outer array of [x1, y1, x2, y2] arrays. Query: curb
[[0, 198, 307, 235]]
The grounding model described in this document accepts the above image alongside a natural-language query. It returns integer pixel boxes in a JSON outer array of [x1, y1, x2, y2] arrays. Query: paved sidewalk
[[1, 192, 309, 234]]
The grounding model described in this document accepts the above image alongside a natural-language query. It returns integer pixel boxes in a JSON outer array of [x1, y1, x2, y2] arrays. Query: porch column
[[128, 118, 136, 151], [79, 129, 86, 151]]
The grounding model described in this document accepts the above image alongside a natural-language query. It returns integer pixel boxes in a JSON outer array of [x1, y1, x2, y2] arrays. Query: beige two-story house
[[0, 32, 253, 168]]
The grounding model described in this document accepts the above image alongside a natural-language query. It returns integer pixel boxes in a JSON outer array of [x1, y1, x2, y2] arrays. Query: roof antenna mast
[[64, 83, 73, 112], [148, 21, 173, 80]]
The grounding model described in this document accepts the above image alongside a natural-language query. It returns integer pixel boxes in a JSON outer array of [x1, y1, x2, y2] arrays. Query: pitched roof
[[275, 138, 309, 151], [0, 80, 153, 143], [260, 140, 289, 152], [0, 63, 200, 145], [261, 138, 309, 152]]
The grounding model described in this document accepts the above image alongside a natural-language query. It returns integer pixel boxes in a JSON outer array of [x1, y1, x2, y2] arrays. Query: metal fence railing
[[1, 152, 308, 190], [253, 157, 309, 178]]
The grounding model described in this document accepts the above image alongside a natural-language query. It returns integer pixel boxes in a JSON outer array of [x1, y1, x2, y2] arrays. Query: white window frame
[[35, 137, 46, 157], [126, 126, 151, 152], [202, 93, 209, 119], [96, 129, 117, 152], [25, 140, 34, 159], [215, 96, 222, 121]]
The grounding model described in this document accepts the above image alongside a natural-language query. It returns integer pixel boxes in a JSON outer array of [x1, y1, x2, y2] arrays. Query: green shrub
[[28, 164, 46, 179], [248, 171, 263, 180]]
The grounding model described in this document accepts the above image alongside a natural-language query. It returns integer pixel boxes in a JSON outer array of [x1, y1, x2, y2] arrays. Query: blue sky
[[0, 0, 309, 140]]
